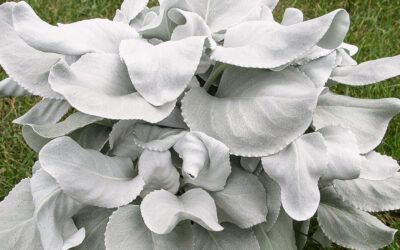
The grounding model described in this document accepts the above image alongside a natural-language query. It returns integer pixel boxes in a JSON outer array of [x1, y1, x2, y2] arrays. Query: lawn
[[0, 0, 399, 249]]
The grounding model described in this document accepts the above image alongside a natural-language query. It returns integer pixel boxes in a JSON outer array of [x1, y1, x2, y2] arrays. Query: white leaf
[[263, 0, 279, 10], [31, 169, 85, 250], [14, 98, 70, 126], [318, 126, 361, 181], [330, 55, 400, 85], [22, 125, 52, 152], [182, 67, 319, 157], [174, 132, 231, 191], [254, 209, 297, 250], [169, 8, 211, 40], [240, 157, 260, 173], [13, 2, 138, 55], [39, 137, 144, 208], [138, 150, 180, 196], [0, 78, 31, 97], [299, 52, 337, 88], [0, 2, 62, 99], [109, 120, 142, 161], [120, 37, 205, 106], [262, 133, 328, 221], [258, 172, 281, 232], [184, 0, 264, 33], [133, 123, 187, 152], [312, 227, 332, 248], [318, 187, 397, 250], [49, 53, 175, 122], [333, 173, 400, 212], [0, 179, 43, 250], [313, 90, 400, 154], [105, 205, 193, 250], [141, 188, 223, 234], [70, 124, 111, 151], [359, 151, 400, 181], [281, 8, 303, 26], [193, 223, 260, 250], [211, 9, 349, 68], [139, 0, 185, 40], [210, 167, 267, 228], [74, 207, 114, 250], [293, 220, 310, 250], [31, 112, 102, 139], [119, 0, 148, 22], [156, 107, 189, 129]]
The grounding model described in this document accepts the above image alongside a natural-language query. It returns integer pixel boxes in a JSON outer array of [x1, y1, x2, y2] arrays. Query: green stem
[[203, 62, 229, 91]]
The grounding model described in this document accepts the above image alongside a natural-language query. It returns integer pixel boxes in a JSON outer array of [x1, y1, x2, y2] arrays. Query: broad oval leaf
[[174, 132, 231, 191], [254, 209, 297, 250], [13, 1, 138, 55], [318, 187, 397, 250], [39, 136, 145, 208], [49, 53, 175, 122], [210, 166, 267, 228], [299, 52, 337, 88], [184, 0, 264, 33], [31, 169, 85, 250], [258, 171, 282, 232], [281, 8, 303, 26], [240, 157, 260, 173], [141, 188, 223, 234], [74, 207, 115, 250], [118, 0, 149, 22], [105, 205, 193, 250], [0, 78, 31, 97], [193, 223, 260, 250], [182, 67, 319, 157], [359, 151, 400, 181], [0, 2, 62, 99], [0, 179, 43, 250], [14, 98, 70, 126], [169, 8, 211, 40], [30, 112, 102, 139], [138, 150, 180, 196], [318, 126, 361, 181], [313, 90, 400, 154], [109, 120, 142, 161], [211, 9, 349, 69], [262, 133, 328, 221], [120, 37, 205, 106], [133, 123, 187, 152], [330, 55, 400, 86], [333, 173, 400, 212]]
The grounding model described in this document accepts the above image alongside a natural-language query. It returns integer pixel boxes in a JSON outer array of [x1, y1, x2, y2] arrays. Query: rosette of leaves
[[1, 0, 400, 249]]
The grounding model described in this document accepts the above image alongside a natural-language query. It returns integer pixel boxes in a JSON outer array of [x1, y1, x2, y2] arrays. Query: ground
[[0, 0, 399, 249]]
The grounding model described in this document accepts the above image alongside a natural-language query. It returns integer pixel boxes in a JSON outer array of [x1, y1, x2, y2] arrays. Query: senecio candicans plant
[[1, 0, 400, 249]]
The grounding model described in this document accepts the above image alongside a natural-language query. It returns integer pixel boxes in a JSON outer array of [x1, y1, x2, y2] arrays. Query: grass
[[0, 0, 399, 249]]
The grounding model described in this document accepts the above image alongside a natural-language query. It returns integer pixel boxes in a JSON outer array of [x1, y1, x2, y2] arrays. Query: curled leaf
[[49, 53, 175, 121], [39, 136, 145, 208], [174, 132, 231, 191], [141, 188, 223, 234], [13, 1, 138, 55], [105, 205, 193, 250], [138, 150, 180, 196]]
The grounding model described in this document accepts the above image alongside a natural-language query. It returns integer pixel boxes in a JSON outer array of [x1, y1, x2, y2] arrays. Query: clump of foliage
[[0, 0, 400, 249]]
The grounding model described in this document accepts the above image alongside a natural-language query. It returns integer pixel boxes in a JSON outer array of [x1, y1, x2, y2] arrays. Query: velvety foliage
[[0, 0, 399, 249]]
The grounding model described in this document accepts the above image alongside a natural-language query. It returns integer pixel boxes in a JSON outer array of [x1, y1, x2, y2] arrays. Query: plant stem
[[203, 62, 229, 91]]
